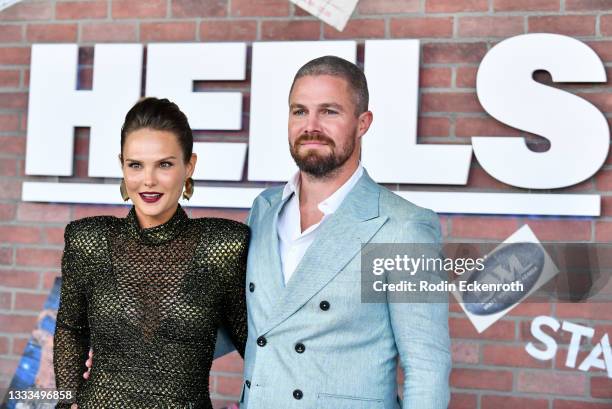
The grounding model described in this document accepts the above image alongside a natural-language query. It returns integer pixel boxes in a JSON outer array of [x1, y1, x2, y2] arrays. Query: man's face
[[288, 74, 367, 178]]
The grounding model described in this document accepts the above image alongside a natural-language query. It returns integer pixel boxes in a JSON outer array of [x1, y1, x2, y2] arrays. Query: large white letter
[[578, 334, 612, 378], [26, 44, 143, 177], [363, 40, 472, 184], [474, 33, 609, 189], [248, 41, 356, 182], [562, 320, 595, 368], [526, 315, 560, 361]]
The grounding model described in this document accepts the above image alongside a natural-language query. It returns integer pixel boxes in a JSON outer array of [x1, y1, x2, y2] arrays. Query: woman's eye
[[160, 162, 173, 168], [128, 163, 141, 169]]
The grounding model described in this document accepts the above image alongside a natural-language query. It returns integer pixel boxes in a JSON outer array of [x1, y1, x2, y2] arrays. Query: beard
[[289, 131, 356, 178]]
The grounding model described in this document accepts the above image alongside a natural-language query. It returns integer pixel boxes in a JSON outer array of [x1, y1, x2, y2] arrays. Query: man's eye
[[293, 109, 306, 116], [128, 163, 141, 169], [160, 162, 173, 168], [324, 109, 338, 115]]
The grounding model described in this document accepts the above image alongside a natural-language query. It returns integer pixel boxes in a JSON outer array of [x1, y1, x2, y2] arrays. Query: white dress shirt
[[277, 164, 364, 284]]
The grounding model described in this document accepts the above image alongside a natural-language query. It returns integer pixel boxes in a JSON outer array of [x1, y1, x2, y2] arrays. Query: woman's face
[[121, 128, 196, 228]]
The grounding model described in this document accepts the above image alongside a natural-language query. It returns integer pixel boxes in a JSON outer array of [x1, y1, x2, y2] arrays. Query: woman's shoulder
[[64, 215, 121, 248], [191, 217, 250, 240]]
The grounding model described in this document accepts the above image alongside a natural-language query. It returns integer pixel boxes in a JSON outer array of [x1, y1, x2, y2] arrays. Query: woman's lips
[[139, 192, 163, 203]]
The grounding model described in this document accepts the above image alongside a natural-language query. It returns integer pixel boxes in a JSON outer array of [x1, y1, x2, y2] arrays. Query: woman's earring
[[120, 179, 129, 201], [183, 177, 194, 200]]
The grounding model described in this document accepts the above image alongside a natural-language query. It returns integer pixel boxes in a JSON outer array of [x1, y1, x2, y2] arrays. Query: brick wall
[[0, 0, 611, 408]]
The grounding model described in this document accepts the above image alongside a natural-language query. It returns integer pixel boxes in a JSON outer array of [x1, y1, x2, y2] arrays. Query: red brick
[[420, 67, 451, 88], [214, 375, 243, 396], [0, 47, 29, 64], [0, 314, 36, 333], [529, 15, 596, 36], [423, 42, 487, 64], [602, 14, 612, 36], [482, 396, 549, 409], [0, 179, 20, 200], [141, 22, 196, 42], [0, 113, 19, 132], [261, 21, 320, 41], [12, 336, 29, 354], [358, 0, 420, 14], [26, 23, 77, 42], [200, 20, 257, 41], [0, 69, 19, 88], [451, 368, 513, 391], [73, 204, 128, 219], [426, 0, 488, 12], [17, 203, 71, 223], [14, 292, 47, 311], [586, 41, 612, 62], [0, 337, 8, 355], [456, 117, 520, 137], [0, 292, 11, 309], [231, 0, 289, 16], [494, 0, 560, 11], [0, 136, 25, 155], [449, 393, 477, 409], [172, 0, 227, 17], [0, 2, 52, 21], [391, 17, 453, 38], [506, 302, 552, 317], [554, 401, 612, 409], [112, 0, 166, 18], [518, 219, 591, 241], [456, 66, 478, 88], [188, 208, 248, 223], [210, 351, 243, 373], [0, 226, 40, 244], [16, 248, 62, 268], [451, 341, 479, 364], [56, 1, 107, 19], [482, 344, 551, 368], [458, 16, 524, 37], [596, 169, 612, 190], [0, 247, 12, 265], [590, 375, 612, 396], [42, 271, 59, 290], [450, 216, 518, 239], [82, 22, 138, 42], [596, 221, 612, 242], [0, 92, 26, 109], [324, 19, 384, 39], [44, 227, 66, 245], [421, 92, 482, 113], [449, 317, 516, 341], [517, 371, 586, 395], [0, 269, 40, 289], [566, 0, 612, 10], [556, 302, 612, 321], [0, 24, 22, 42], [0, 204, 15, 221], [467, 167, 515, 190], [418, 117, 450, 137]]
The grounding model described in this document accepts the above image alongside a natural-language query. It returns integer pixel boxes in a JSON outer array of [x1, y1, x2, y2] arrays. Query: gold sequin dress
[[53, 205, 249, 409]]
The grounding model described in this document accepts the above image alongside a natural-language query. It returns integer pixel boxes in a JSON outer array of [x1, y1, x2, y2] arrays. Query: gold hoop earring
[[183, 177, 194, 200], [120, 179, 129, 201]]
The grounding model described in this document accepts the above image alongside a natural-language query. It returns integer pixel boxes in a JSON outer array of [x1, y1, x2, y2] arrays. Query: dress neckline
[[125, 204, 189, 245]]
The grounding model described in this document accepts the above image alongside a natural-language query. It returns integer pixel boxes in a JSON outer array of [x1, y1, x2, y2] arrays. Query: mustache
[[294, 133, 335, 147]]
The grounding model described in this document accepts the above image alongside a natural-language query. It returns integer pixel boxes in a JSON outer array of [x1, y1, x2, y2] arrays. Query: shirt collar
[[281, 163, 364, 216]]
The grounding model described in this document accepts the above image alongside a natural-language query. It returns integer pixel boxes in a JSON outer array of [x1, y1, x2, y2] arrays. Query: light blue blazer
[[239, 169, 451, 409]]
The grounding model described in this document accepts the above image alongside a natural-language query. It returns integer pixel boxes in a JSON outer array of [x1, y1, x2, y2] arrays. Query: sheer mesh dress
[[53, 205, 249, 408]]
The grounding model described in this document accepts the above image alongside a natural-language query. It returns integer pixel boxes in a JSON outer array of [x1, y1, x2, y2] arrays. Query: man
[[240, 56, 450, 408]]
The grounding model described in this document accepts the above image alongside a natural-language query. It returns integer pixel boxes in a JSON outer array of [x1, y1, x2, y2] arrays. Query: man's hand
[[83, 348, 93, 379]]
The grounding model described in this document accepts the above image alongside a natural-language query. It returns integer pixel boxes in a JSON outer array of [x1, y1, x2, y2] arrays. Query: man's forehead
[[290, 75, 352, 101]]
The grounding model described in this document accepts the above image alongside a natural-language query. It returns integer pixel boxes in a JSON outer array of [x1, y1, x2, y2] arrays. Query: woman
[[53, 97, 249, 408]]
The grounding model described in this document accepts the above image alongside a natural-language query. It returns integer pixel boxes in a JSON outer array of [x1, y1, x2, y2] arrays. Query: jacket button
[[319, 300, 330, 311], [245, 380, 251, 388], [249, 282, 255, 292], [295, 342, 305, 353], [293, 389, 303, 400], [256, 336, 267, 347]]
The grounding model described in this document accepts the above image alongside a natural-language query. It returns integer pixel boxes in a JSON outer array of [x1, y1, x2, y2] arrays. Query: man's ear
[[357, 111, 373, 138]]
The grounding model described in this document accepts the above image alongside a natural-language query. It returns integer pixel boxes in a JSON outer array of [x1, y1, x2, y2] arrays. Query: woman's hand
[[83, 348, 93, 379]]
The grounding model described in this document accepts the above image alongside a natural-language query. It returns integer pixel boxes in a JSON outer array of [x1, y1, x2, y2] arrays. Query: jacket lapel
[[260, 171, 388, 335]]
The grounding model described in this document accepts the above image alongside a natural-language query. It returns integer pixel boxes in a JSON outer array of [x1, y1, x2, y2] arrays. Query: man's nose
[[304, 112, 322, 133]]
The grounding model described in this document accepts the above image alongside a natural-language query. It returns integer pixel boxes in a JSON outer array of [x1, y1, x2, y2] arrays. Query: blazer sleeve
[[387, 213, 451, 409], [53, 221, 91, 408]]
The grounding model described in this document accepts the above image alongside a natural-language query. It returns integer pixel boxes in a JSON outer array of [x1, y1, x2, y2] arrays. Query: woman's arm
[[53, 222, 91, 409]]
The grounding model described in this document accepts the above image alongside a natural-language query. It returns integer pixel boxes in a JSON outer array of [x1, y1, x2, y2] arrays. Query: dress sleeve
[[53, 222, 91, 408], [220, 225, 250, 358]]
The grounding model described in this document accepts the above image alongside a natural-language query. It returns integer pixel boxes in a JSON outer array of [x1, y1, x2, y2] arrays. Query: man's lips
[[139, 192, 163, 203]]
